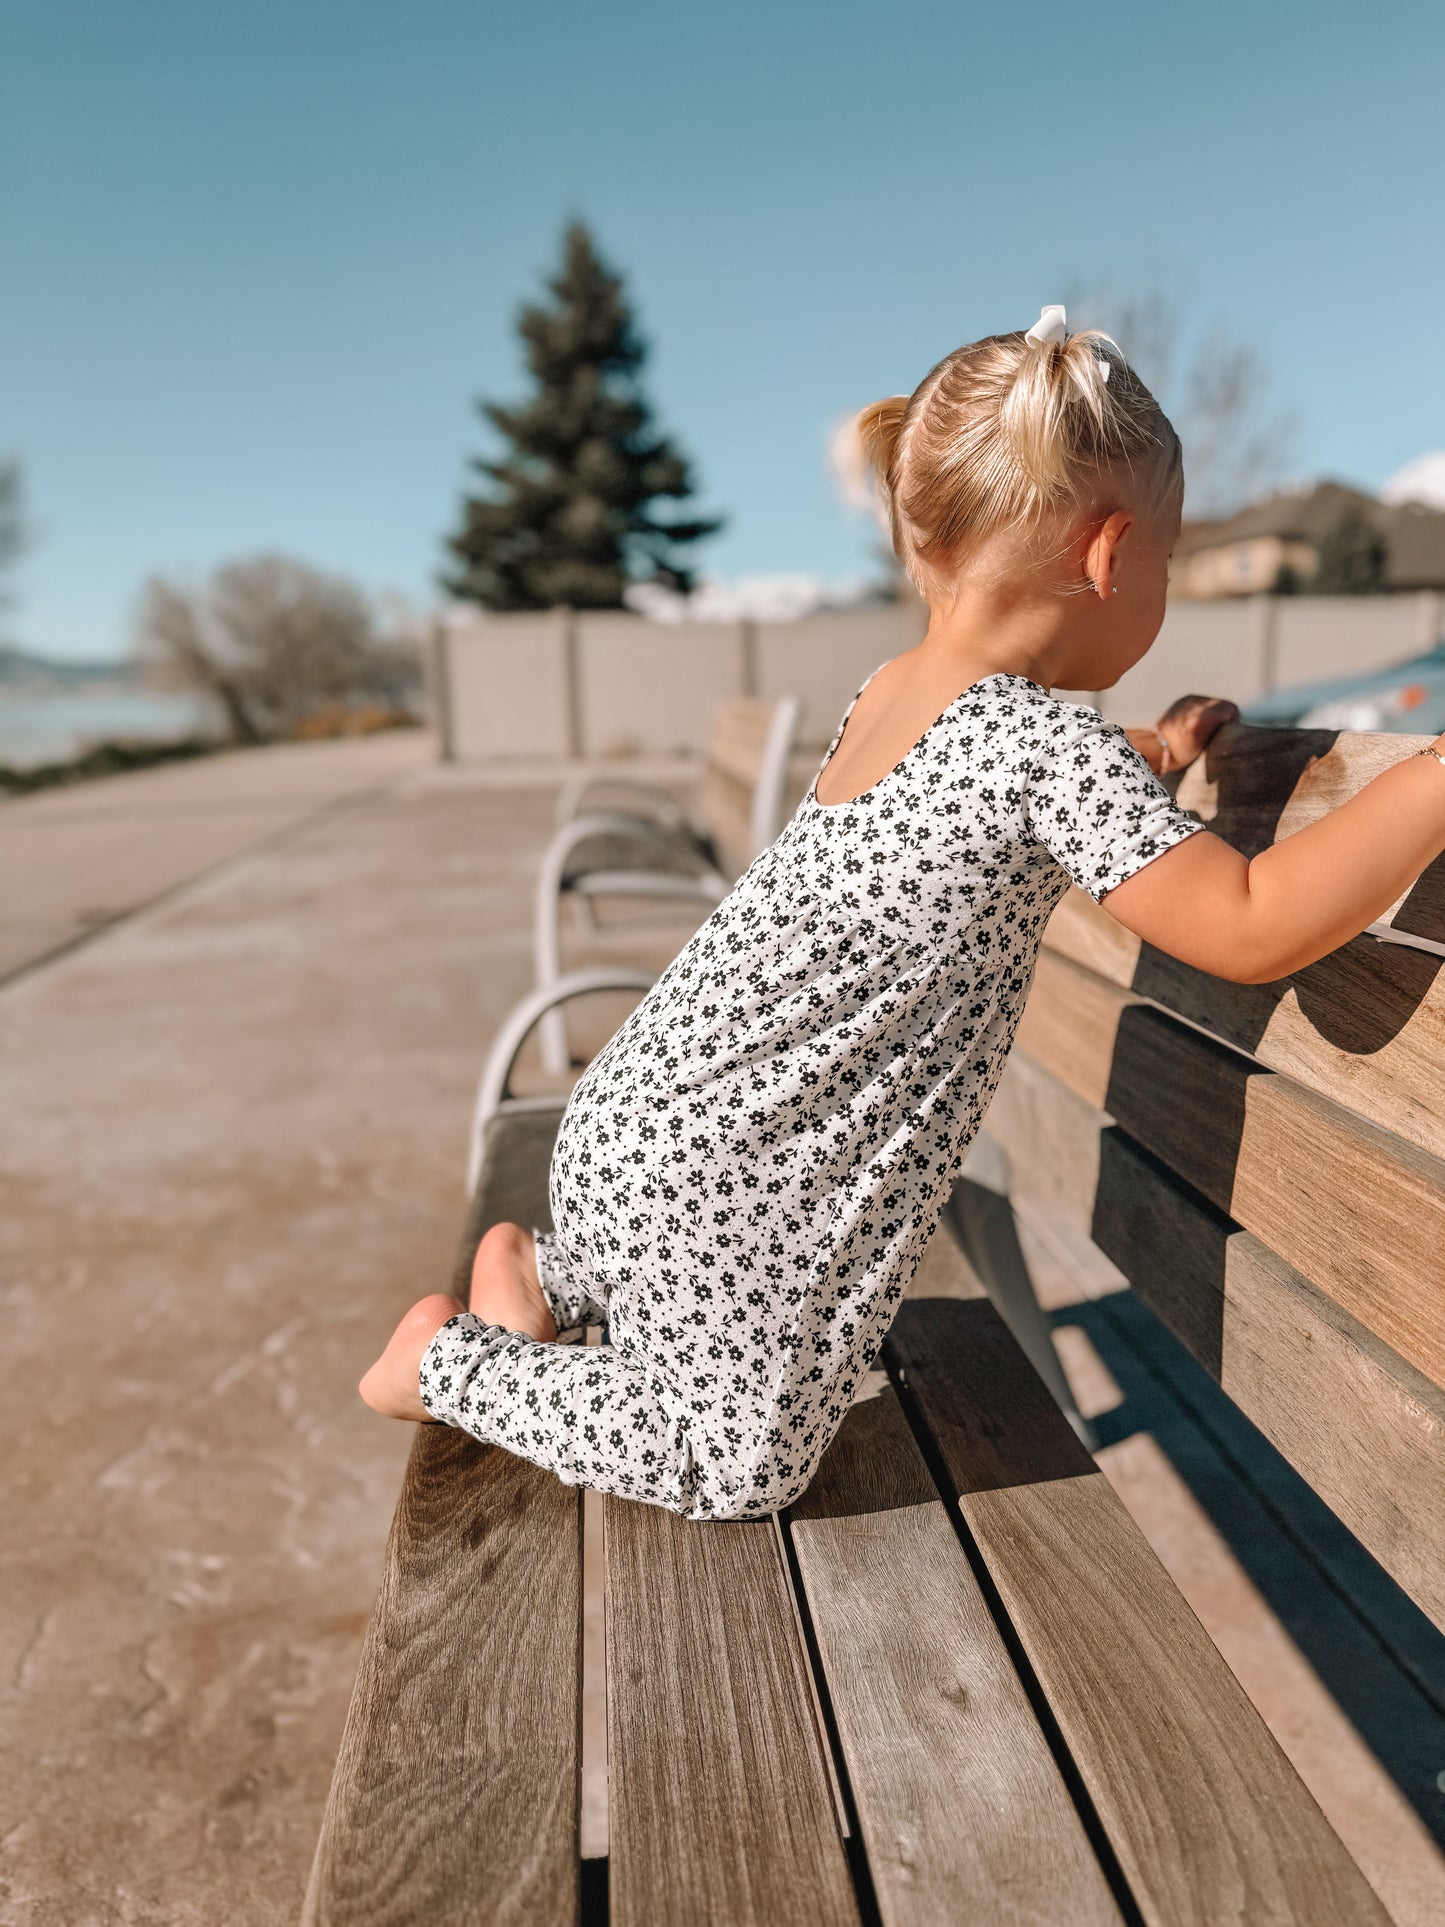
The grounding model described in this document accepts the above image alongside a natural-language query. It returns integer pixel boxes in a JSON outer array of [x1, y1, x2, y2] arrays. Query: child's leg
[[362, 1226, 897, 1523], [415, 1308, 769, 1520], [530, 1226, 612, 1334], [359, 1221, 561, 1419]]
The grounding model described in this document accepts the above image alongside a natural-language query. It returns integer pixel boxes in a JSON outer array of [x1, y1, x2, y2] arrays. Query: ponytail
[[855, 310, 1180, 600], [854, 393, 911, 490]]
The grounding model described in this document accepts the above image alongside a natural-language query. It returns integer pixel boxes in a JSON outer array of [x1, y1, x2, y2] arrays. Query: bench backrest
[[700, 695, 801, 875], [988, 722, 1445, 1634]]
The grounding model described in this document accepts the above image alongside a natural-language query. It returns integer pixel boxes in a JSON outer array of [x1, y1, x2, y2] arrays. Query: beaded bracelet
[[1416, 742, 1445, 768]]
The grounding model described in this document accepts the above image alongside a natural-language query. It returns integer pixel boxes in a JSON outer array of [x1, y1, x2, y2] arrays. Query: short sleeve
[[1023, 713, 1206, 903]]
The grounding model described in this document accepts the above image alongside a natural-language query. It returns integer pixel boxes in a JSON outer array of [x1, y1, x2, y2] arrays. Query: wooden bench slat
[[983, 1050, 1445, 1632], [1017, 946, 1445, 1390], [1044, 887, 1445, 1168], [985, 1044, 1231, 1369], [1176, 724, 1445, 948], [706, 698, 777, 786], [303, 1110, 583, 1926], [885, 1297, 1392, 1927], [699, 766, 755, 875], [702, 697, 788, 872], [605, 1495, 860, 1927], [1221, 1233, 1445, 1633], [1031, 722, 1445, 1164], [302, 1429, 584, 1927], [789, 1351, 1123, 1925]]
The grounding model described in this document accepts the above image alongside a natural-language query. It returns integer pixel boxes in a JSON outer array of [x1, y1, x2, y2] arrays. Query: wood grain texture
[[302, 1424, 584, 1926], [1175, 723, 1445, 944], [1018, 947, 1445, 1389], [703, 697, 779, 873], [788, 1365, 1121, 1927], [886, 1297, 1392, 1927], [303, 1109, 583, 1926], [1035, 721, 1445, 1162], [1221, 1234, 1445, 1633], [605, 1495, 860, 1927], [1044, 887, 1445, 1168], [985, 1049, 1445, 1632]]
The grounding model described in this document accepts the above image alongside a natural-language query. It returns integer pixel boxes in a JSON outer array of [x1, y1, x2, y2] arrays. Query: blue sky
[[3, 0, 1442, 660]]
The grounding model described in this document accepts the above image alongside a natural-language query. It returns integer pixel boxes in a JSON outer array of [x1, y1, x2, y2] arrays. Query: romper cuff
[[418, 1311, 513, 1427]]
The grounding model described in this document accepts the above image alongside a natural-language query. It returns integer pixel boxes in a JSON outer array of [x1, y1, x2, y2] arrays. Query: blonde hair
[[854, 326, 1181, 600]]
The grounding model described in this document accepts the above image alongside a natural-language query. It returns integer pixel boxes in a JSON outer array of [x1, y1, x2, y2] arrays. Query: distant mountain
[[0, 646, 138, 688]]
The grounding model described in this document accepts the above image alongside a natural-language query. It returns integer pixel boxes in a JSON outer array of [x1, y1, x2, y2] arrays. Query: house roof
[[1176, 481, 1445, 589]]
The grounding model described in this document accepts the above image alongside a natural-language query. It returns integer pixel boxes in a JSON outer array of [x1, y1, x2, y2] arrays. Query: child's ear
[[1083, 509, 1134, 598]]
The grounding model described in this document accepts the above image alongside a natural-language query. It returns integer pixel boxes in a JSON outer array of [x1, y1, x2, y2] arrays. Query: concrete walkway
[[0, 729, 434, 982], [0, 746, 701, 1924]]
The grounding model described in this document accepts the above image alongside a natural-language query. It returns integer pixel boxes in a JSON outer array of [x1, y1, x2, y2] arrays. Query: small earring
[[1111, 585, 1118, 596]]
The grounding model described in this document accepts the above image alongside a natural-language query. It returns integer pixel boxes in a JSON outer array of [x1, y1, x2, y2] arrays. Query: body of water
[[0, 689, 222, 768]]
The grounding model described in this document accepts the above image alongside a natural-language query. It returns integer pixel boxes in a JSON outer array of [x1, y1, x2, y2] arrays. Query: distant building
[[1171, 480, 1445, 598]]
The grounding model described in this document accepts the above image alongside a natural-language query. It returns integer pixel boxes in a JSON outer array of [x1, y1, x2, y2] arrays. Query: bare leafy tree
[[134, 553, 420, 743], [1064, 285, 1299, 517]]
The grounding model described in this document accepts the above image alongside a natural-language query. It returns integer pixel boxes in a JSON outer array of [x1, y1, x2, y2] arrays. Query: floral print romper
[[419, 668, 1205, 1520]]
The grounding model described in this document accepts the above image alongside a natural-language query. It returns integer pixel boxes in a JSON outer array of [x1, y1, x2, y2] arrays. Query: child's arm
[[1102, 734, 1445, 983]]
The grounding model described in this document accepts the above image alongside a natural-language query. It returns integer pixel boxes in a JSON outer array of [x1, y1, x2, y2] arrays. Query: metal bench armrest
[[554, 772, 693, 832], [467, 966, 657, 1194]]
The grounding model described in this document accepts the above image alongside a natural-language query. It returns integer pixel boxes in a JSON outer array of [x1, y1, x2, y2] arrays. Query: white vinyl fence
[[432, 591, 1445, 761]]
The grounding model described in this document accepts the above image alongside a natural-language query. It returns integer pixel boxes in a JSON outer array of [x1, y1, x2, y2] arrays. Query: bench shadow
[[1130, 724, 1445, 1057], [1055, 1285, 1445, 1851], [794, 1203, 1445, 1848], [1077, 719, 1445, 1843], [797, 1291, 1099, 1530]]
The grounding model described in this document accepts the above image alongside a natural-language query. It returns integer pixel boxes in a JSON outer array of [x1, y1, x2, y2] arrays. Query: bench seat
[[303, 1103, 1388, 1926]]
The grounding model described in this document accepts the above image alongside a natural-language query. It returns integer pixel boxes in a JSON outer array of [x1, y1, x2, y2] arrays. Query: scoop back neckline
[[806, 669, 1048, 812]]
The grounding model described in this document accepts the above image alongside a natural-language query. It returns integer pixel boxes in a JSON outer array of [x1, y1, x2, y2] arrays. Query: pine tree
[[1311, 508, 1387, 595], [442, 223, 722, 610]]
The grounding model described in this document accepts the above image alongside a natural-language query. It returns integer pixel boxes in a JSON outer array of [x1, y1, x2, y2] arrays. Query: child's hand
[[1156, 694, 1239, 772], [1128, 695, 1239, 775]]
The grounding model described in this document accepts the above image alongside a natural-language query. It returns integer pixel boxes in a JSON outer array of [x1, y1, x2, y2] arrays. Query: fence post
[[1253, 594, 1280, 695], [562, 608, 583, 758], [431, 619, 455, 761], [1416, 589, 1444, 652], [740, 618, 758, 698]]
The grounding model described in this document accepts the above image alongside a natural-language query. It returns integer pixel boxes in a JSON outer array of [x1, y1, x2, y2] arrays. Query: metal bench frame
[[533, 694, 800, 1076]]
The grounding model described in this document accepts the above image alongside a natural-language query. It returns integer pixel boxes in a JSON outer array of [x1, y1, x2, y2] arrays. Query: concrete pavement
[[0, 729, 435, 982], [0, 749, 704, 1923]]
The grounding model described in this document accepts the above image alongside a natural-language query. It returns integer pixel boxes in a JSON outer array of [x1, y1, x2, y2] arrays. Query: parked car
[[1243, 640, 1445, 734]]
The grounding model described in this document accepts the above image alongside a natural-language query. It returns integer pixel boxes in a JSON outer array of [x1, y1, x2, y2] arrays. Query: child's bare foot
[[359, 1292, 465, 1422], [470, 1222, 558, 1341]]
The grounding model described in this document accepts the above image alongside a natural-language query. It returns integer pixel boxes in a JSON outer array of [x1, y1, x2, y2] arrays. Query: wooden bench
[[302, 726, 1444, 1925], [985, 722, 1445, 1630], [534, 694, 800, 1074]]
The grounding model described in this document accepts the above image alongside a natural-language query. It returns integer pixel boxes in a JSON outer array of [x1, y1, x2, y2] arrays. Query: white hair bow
[[1024, 302, 1112, 380], [1024, 304, 1068, 347]]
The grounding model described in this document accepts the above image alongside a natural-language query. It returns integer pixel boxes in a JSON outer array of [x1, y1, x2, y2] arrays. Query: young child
[[361, 305, 1445, 1521]]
